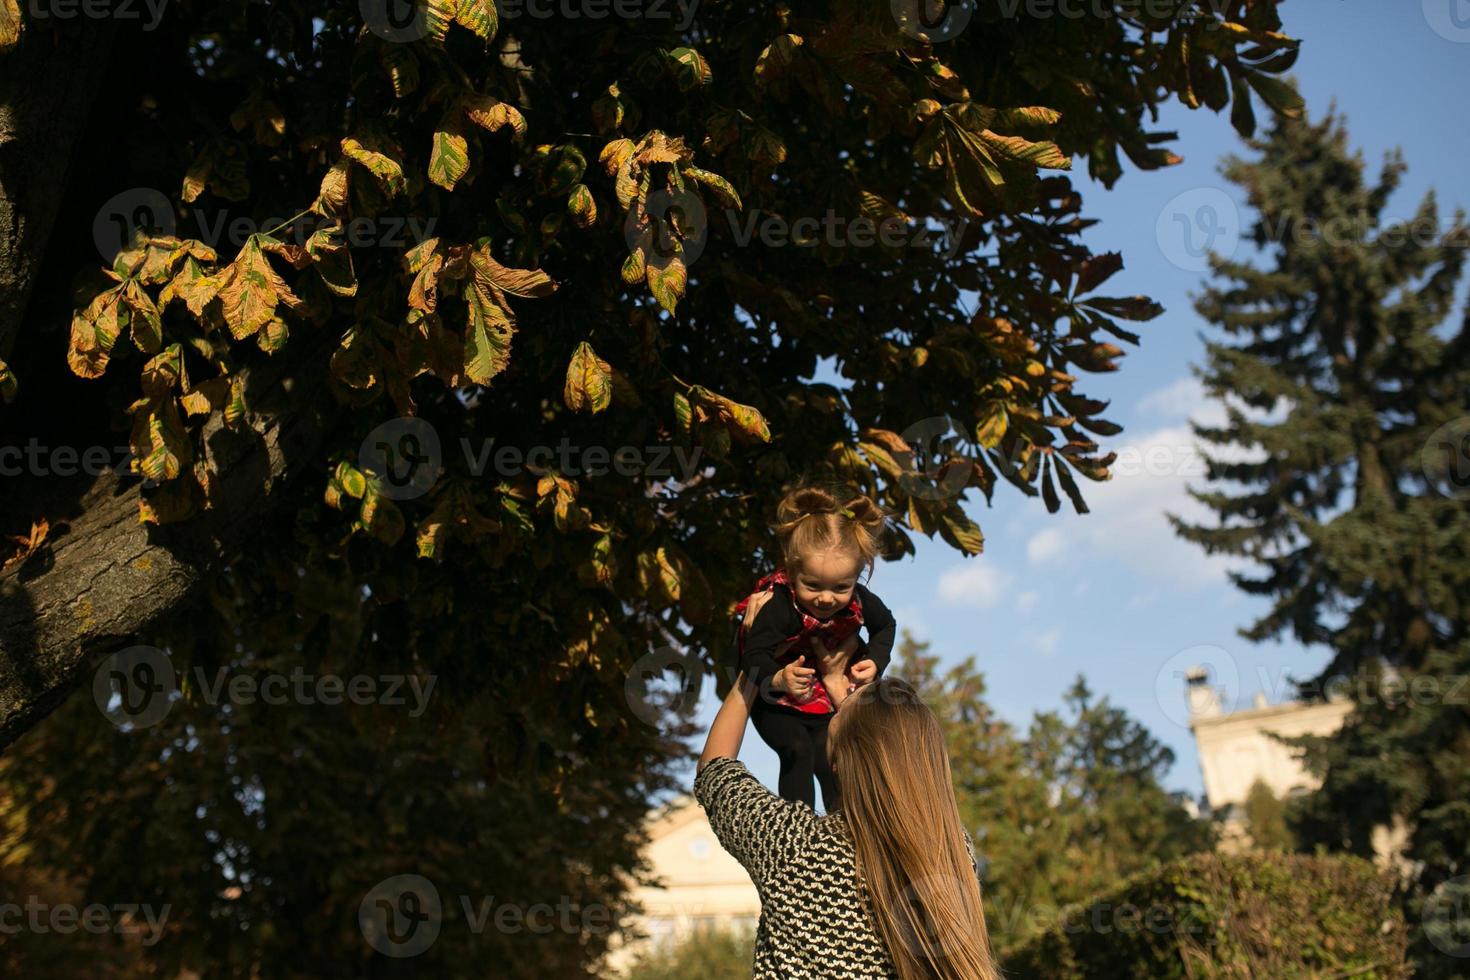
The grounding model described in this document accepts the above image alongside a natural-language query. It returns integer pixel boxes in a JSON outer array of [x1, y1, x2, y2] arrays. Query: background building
[[605, 794, 759, 975], [1185, 666, 1406, 864]]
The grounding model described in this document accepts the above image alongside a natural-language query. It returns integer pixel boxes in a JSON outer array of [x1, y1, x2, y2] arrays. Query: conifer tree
[[1173, 103, 1470, 974], [893, 633, 1211, 949]]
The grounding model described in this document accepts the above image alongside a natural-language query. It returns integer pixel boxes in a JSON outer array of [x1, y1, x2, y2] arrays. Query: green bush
[[1000, 852, 1409, 979], [621, 924, 756, 980]]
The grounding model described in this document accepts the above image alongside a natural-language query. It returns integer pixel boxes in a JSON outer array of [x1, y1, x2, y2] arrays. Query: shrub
[[1000, 852, 1409, 979], [621, 923, 756, 980]]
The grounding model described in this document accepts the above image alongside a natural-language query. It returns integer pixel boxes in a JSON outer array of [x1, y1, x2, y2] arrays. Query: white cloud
[[937, 563, 1011, 607], [1137, 376, 1217, 423], [1026, 375, 1271, 588], [1032, 627, 1063, 658], [1027, 527, 1065, 564], [1126, 588, 1161, 610], [1062, 424, 1234, 586], [1016, 591, 1040, 615]]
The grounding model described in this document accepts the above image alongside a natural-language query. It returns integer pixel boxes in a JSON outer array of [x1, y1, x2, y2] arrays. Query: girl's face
[[791, 547, 862, 618]]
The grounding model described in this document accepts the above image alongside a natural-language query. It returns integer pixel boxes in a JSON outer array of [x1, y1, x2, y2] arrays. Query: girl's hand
[[848, 658, 877, 688], [773, 659, 817, 699]]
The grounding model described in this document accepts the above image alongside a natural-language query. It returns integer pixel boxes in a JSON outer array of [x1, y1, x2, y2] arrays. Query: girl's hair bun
[[842, 494, 886, 530], [774, 482, 888, 573], [776, 487, 840, 528]]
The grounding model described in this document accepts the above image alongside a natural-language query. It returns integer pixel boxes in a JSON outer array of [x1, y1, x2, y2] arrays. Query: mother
[[694, 640, 1002, 979]]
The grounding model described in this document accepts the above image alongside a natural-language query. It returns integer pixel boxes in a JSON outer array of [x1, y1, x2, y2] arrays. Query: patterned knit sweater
[[693, 756, 982, 979]]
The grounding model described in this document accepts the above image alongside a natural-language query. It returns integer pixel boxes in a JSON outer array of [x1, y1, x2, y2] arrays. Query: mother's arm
[[696, 670, 761, 774]]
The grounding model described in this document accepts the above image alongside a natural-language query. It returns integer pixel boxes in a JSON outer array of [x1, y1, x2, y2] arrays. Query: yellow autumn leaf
[[564, 341, 612, 414]]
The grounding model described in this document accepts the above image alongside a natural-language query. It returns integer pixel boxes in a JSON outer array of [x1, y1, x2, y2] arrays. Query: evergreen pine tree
[[892, 633, 1211, 949], [1173, 102, 1470, 974]]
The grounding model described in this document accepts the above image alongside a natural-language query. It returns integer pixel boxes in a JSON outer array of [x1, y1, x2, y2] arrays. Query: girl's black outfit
[[736, 578, 896, 811]]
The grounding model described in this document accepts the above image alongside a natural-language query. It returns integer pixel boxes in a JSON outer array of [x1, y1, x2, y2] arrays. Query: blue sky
[[682, 5, 1470, 804]]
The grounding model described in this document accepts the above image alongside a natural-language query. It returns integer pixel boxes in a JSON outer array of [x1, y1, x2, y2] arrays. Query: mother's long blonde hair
[[827, 678, 1001, 980]]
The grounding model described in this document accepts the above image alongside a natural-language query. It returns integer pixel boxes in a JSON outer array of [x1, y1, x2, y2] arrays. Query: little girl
[[734, 485, 897, 812]]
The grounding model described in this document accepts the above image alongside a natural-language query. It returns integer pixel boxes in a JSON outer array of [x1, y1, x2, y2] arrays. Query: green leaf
[[0, 359, 16, 404], [1041, 457, 1061, 514], [1229, 70, 1257, 138], [1245, 72, 1305, 120], [214, 236, 305, 341], [567, 184, 598, 228], [337, 462, 368, 499], [429, 118, 471, 191], [687, 167, 742, 210], [673, 391, 693, 435], [975, 402, 1008, 449], [1075, 252, 1124, 296], [453, 0, 498, 41], [1, 0, 22, 53], [122, 280, 164, 355], [938, 505, 985, 555], [67, 285, 128, 379], [668, 47, 712, 91], [1084, 296, 1164, 321], [305, 225, 358, 297], [469, 245, 558, 298], [464, 281, 514, 386], [645, 256, 687, 314], [341, 133, 407, 195], [1054, 457, 1090, 515]]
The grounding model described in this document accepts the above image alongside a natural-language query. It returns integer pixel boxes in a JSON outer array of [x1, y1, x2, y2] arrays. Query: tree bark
[[0, 17, 118, 361], [0, 336, 339, 750]]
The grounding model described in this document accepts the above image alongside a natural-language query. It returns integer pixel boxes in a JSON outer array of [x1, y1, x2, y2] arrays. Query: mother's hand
[[813, 632, 861, 681]]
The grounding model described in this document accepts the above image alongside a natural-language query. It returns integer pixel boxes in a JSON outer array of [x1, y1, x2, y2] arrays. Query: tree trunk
[[0, 334, 338, 749]]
